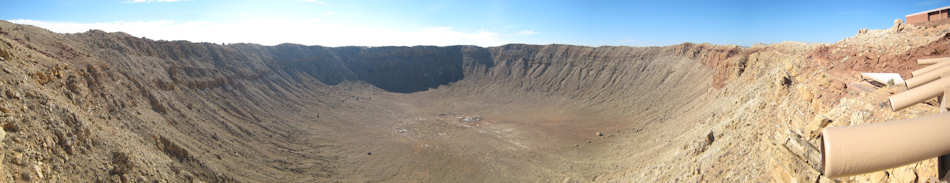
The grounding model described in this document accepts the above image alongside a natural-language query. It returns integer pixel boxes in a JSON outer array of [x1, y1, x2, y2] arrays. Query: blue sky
[[1, 0, 947, 47]]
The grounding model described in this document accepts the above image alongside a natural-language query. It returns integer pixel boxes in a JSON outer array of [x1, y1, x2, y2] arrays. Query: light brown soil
[[0, 20, 945, 182]]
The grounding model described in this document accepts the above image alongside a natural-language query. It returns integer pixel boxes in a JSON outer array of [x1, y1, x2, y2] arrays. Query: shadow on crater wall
[[266, 44, 495, 93]]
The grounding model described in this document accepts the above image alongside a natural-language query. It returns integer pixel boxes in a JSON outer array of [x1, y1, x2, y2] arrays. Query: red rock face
[[809, 32, 950, 78]]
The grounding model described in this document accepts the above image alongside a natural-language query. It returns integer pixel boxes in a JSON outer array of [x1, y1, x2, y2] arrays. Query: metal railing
[[822, 57, 950, 179]]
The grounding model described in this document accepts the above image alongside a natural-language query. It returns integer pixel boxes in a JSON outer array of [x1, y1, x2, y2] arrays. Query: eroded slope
[[0, 20, 947, 182]]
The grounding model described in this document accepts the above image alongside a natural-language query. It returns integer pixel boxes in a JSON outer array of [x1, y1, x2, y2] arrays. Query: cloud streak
[[11, 19, 518, 47]]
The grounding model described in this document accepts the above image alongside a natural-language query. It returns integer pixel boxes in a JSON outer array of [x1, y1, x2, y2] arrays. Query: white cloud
[[324, 11, 337, 16], [127, 0, 184, 3], [517, 30, 537, 36], [10, 19, 511, 47]]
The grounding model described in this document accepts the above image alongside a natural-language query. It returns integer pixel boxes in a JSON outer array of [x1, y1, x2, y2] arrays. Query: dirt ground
[[0, 20, 947, 182]]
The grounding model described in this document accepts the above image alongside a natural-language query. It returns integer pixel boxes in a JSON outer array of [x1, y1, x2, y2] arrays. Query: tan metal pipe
[[913, 61, 950, 77], [918, 57, 950, 65], [890, 77, 950, 111], [821, 112, 950, 177], [905, 65, 950, 88]]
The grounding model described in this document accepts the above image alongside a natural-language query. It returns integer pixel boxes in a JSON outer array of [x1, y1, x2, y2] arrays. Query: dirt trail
[[0, 20, 948, 182]]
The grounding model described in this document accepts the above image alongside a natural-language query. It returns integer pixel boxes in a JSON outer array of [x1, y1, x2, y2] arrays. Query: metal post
[[941, 91, 950, 180]]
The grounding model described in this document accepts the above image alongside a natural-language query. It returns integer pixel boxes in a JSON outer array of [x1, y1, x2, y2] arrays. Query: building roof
[[907, 5, 950, 16]]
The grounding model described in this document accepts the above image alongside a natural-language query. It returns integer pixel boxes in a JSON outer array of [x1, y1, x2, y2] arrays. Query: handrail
[[822, 113, 950, 177], [913, 61, 950, 77], [890, 76, 950, 111], [918, 57, 950, 65]]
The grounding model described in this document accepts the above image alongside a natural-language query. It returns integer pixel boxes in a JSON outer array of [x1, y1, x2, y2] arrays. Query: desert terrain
[[0, 20, 948, 182]]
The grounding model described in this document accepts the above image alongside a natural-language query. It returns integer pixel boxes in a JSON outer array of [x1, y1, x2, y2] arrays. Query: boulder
[[893, 19, 904, 33]]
